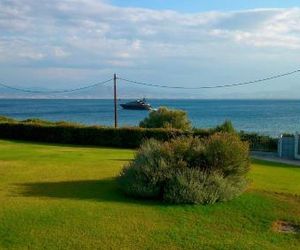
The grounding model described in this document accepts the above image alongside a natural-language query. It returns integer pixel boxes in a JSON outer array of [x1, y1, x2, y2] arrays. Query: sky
[[0, 0, 300, 99], [111, 0, 300, 12]]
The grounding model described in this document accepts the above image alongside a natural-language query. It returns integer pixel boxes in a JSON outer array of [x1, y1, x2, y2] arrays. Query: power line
[[0, 78, 113, 93], [118, 69, 300, 89], [1, 68, 300, 93]]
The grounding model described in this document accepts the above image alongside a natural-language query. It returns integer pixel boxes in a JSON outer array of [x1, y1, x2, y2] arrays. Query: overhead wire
[[0, 78, 113, 94], [0, 68, 300, 93], [118, 69, 300, 89]]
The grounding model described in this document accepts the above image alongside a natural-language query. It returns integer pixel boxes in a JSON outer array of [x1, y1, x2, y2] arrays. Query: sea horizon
[[0, 97, 300, 100]]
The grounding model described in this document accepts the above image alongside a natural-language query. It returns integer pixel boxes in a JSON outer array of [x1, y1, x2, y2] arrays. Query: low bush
[[0, 116, 16, 123], [139, 107, 192, 130], [213, 120, 236, 133], [118, 133, 250, 204], [204, 133, 250, 176], [193, 120, 236, 137], [20, 118, 82, 127], [164, 169, 247, 204]]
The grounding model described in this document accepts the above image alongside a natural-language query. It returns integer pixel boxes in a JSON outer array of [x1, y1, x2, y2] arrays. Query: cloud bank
[[0, 0, 300, 98]]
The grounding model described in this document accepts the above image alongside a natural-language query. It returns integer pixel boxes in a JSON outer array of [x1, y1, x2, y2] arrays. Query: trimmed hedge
[[240, 131, 277, 152], [0, 117, 277, 151], [0, 122, 194, 148]]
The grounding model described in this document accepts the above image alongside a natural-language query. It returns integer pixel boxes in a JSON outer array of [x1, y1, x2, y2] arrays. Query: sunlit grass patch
[[0, 140, 299, 249]]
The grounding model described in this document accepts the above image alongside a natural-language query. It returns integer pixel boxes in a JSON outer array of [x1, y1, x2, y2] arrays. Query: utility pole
[[113, 73, 118, 128]]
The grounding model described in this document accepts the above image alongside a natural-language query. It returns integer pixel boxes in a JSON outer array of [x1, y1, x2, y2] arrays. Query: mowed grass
[[0, 140, 299, 250]]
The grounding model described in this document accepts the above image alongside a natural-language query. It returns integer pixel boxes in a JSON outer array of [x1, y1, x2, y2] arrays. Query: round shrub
[[118, 139, 166, 198], [139, 107, 192, 130], [118, 133, 250, 204], [204, 133, 250, 177]]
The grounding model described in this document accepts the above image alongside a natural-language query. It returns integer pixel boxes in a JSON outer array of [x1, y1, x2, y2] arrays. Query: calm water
[[0, 99, 299, 136]]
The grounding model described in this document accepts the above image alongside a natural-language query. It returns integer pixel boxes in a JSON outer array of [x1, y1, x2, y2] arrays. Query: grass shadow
[[14, 178, 162, 206]]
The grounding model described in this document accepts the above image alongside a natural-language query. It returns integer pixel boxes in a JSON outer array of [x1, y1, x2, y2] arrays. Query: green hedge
[[0, 117, 277, 151], [239, 131, 277, 152], [0, 122, 195, 148]]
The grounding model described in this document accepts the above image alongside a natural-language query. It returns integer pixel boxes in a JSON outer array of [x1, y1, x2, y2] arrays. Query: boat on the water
[[120, 98, 152, 110]]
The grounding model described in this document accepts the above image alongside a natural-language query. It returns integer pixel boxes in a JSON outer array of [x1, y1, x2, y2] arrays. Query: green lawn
[[0, 140, 299, 250]]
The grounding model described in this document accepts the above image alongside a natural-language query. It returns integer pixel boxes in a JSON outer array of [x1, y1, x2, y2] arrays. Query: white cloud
[[53, 47, 70, 58], [0, 0, 300, 98]]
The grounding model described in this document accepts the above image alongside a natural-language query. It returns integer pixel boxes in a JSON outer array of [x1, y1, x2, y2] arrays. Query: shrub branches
[[118, 133, 250, 204]]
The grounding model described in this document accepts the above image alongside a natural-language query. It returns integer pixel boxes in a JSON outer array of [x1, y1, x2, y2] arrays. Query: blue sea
[[0, 99, 299, 136]]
